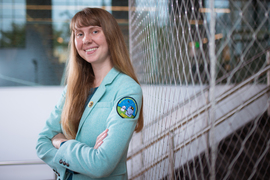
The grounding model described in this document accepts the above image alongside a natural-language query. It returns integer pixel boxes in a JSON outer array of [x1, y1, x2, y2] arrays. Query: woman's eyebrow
[[89, 26, 102, 30], [75, 26, 101, 31], [74, 28, 82, 32]]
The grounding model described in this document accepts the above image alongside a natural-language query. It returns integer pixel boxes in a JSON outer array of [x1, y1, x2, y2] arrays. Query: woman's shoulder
[[116, 72, 140, 86], [111, 72, 142, 94]]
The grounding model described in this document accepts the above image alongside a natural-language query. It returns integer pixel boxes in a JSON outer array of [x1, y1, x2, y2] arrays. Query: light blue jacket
[[36, 68, 142, 180]]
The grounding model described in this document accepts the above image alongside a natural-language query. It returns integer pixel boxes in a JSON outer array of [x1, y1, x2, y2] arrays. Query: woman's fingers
[[94, 141, 103, 149], [96, 129, 108, 142], [51, 133, 67, 149], [94, 129, 108, 149]]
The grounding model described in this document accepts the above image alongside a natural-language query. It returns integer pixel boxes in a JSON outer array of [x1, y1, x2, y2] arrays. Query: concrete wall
[[0, 86, 64, 180]]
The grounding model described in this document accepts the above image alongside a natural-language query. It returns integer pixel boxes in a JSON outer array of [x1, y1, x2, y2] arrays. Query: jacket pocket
[[95, 101, 113, 108]]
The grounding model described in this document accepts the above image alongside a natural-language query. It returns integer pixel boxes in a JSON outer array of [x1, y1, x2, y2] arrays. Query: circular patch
[[117, 97, 138, 119]]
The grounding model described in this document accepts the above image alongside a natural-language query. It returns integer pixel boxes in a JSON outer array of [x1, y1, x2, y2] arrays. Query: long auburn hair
[[61, 8, 143, 139]]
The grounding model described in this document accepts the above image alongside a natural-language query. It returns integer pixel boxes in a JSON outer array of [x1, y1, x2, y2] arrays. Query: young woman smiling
[[36, 8, 143, 180]]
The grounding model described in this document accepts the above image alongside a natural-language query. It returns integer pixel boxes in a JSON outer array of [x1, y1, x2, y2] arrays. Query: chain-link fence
[[127, 0, 270, 179]]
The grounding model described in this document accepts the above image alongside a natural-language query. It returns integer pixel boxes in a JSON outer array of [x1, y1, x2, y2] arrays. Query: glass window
[[0, 0, 128, 86]]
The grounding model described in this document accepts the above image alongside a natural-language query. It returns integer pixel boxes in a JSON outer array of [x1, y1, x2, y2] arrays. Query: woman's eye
[[76, 33, 83, 37], [93, 30, 98, 34]]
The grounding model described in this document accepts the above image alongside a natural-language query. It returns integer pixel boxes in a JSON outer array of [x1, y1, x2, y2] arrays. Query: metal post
[[168, 131, 175, 180], [141, 131, 145, 180], [205, 91, 211, 168], [209, 0, 217, 179], [267, 51, 270, 116]]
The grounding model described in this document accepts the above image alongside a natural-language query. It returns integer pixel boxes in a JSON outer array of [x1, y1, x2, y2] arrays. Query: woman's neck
[[91, 61, 113, 88]]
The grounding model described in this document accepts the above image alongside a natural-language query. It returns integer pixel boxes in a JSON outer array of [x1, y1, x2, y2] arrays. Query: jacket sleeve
[[52, 82, 143, 178], [36, 87, 67, 176]]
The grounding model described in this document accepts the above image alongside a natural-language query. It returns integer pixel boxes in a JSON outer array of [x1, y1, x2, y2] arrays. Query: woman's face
[[74, 25, 110, 65]]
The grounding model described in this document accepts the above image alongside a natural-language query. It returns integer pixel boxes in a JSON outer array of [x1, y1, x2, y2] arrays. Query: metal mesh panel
[[128, 0, 270, 179]]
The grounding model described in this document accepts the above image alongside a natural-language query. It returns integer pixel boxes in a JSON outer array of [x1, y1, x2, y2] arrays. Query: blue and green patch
[[116, 97, 138, 119]]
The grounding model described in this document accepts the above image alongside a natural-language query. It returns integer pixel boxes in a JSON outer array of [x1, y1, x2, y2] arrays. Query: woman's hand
[[94, 129, 108, 149], [51, 133, 68, 149]]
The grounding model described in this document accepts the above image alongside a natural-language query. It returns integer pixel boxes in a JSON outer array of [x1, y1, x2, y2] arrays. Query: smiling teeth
[[86, 48, 97, 52]]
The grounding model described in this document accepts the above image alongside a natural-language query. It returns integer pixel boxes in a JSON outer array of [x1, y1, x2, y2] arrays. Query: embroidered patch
[[116, 97, 138, 119]]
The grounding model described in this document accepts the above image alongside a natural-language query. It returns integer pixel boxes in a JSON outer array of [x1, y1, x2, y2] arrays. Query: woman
[[36, 7, 143, 180]]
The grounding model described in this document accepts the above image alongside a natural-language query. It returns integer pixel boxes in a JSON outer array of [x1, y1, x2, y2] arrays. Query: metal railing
[[0, 160, 45, 166], [128, 64, 270, 179]]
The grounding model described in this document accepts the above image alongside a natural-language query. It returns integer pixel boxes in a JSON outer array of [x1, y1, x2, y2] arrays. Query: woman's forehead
[[74, 25, 102, 31], [72, 15, 100, 28]]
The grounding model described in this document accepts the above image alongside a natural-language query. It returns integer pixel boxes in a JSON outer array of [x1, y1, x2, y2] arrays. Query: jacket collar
[[76, 67, 120, 137], [98, 67, 120, 87]]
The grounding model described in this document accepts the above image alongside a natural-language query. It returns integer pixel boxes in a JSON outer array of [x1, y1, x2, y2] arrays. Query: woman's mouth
[[85, 48, 98, 54]]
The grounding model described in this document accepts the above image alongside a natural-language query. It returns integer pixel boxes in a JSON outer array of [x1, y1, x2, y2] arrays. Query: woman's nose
[[83, 34, 92, 44]]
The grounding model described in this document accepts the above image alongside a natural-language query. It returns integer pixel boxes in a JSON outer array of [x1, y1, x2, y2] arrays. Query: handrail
[[129, 85, 269, 179], [0, 160, 45, 166], [127, 64, 270, 161], [216, 46, 270, 85], [0, 73, 40, 86], [143, 46, 270, 130]]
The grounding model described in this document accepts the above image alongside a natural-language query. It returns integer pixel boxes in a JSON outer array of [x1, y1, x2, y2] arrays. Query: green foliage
[[0, 23, 26, 48]]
